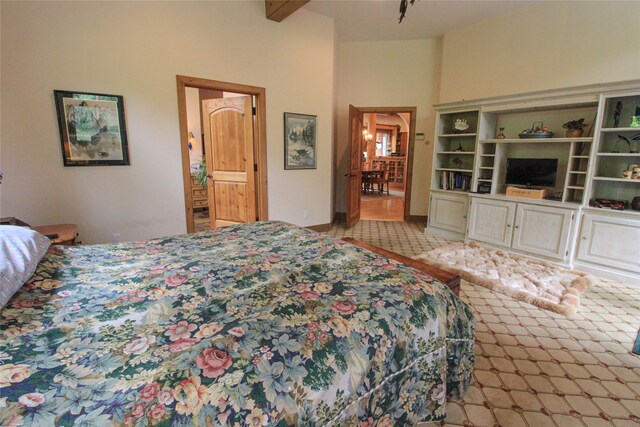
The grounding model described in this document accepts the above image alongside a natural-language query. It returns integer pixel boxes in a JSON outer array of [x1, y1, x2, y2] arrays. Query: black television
[[505, 158, 558, 188]]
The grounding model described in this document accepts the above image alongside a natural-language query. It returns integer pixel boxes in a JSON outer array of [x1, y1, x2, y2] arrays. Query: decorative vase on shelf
[[496, 128, 506, 139], [565, 129, 584, 138], [630, 101, 640, 128]]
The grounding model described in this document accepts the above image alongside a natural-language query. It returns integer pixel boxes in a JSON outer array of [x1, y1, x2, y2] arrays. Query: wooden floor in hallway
[[360, 188, 405, 221]]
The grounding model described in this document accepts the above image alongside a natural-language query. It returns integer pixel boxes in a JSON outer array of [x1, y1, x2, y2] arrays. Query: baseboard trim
[[306, 223, 331, 232], [573, 261, 640, 286], [425, 226, 465, 241]]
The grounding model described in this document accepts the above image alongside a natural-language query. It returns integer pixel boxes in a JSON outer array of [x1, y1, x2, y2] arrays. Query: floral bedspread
[[0, 221, 474, 426]]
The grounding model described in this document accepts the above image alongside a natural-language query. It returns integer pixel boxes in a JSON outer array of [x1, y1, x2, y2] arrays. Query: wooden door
[[202, 96, 256, 228], [346, 105, 363, 228], [512, 204, 574, 260], [467, 198, 516, 247]]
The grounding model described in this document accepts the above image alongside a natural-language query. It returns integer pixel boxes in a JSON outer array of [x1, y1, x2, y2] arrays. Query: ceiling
[[304, 0, 536, 42]]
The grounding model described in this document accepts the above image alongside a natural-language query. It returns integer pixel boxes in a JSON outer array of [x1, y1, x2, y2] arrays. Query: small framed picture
[[284, 112, 317, 170], [54, 90, 130, 166]]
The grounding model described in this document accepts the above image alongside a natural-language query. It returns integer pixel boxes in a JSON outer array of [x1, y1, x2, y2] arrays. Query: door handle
[[344, 173, 355, 178], [206, 174, 213, 179]]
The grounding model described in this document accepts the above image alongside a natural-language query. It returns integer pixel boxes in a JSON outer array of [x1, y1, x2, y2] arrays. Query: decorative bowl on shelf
[[519, 131, 554, 139], [519, 121, 553, 139], [589, 198, 628, 210], [453, 119, 470, 133]]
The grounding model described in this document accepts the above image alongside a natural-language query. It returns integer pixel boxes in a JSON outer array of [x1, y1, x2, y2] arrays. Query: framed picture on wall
[[54, 90, 130, 166], [284, 112, 317, 170]]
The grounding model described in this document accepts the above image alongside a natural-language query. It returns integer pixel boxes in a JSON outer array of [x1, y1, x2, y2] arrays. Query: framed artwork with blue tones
[[284, 112, 316, 170]]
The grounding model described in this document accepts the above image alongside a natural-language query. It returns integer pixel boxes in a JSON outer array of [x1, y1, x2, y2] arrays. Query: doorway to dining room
[[359, 108, 416, 221]]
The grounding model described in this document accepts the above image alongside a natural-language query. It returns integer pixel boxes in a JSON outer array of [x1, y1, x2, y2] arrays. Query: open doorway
[[176, 76, 268, 233], [359, 108, 416, 221]]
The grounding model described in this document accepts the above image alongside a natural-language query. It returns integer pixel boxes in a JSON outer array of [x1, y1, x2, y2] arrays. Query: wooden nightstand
[[32, 224, 78, 246], [191, 175, 208, 209]]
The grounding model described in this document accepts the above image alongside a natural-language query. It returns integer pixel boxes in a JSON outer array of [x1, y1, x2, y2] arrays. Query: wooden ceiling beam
[[265, 0, 310, 22]]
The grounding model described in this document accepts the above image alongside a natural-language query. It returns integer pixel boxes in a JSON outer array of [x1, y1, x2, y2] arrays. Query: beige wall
[[335, 39, 442, 216], [0, 1, 335, 243], [440, 1, 640, 103], [185, 87, 203, 166]]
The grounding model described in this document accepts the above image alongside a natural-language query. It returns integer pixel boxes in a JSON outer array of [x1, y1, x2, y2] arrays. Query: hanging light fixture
[[399, 0, 416, 23]]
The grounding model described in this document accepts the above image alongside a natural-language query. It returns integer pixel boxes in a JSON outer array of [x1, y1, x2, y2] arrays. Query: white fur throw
[[415, 241, 596, 316]]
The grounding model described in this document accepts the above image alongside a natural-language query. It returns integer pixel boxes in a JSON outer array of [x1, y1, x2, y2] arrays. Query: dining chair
[[370, 167, 390, 195]]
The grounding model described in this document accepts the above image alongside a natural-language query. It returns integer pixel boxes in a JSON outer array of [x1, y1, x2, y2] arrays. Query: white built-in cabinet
[[511, 204, 574, 260], [428, 192, 468, 237], [467, 196, 576, 261], [575, 211, 640, 277], [467, 198, 515, 247], [426, 80, 640, 285]]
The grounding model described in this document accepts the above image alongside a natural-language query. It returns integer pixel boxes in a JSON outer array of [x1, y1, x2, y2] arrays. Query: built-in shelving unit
[[438, 133, 478, 138], [432, 109, 479, 192], [479, 137, 593, 144], [426, 80, 640, 284], [587, 92, 640, 208], [592, 176, 640, 182], [476, 98, 599, 202]]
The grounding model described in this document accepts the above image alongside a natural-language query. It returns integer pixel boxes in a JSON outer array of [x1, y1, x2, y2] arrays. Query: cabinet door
[[576, 213, 640, 274], [512, 204, 574, 260], [467, 198, 516, 247], [428, 193, 468, 234]]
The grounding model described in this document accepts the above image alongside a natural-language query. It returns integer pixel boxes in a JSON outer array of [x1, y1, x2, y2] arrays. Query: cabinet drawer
[[193, 199, 209, 208], [192, 188, 207, 197]]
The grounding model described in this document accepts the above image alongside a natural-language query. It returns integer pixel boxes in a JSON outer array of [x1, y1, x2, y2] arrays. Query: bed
[[0, 221, 474, 426]]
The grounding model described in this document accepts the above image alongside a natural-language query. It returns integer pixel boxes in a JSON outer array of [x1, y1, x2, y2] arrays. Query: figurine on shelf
[[454, 143, 465, 152], [496, 128, 506, 139], [616, 134, 638, 153], [613, 100, 623, 128], [453, 119, 470, 133]]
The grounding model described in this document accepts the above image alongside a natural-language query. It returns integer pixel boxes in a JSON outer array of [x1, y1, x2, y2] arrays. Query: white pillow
[[0, 226, 51, 308]]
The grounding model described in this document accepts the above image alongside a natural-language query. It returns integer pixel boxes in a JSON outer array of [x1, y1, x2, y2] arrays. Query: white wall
[[0, 1, 335, 243], [335, 39, 442, 216], [185, 87, 203, 166], [440, 1, 640, 103]]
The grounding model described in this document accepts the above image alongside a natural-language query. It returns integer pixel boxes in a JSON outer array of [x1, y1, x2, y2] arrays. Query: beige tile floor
[[326, 220, 640, 427]]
